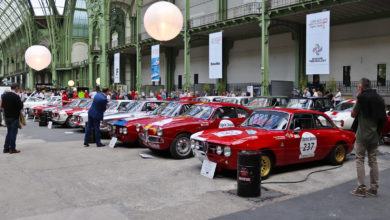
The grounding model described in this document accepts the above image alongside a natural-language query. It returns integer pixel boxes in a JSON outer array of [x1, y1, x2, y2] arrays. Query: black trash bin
[[237, 150, 262, 197], [88, 123, 96, 143], [39, 112, 48, 127]]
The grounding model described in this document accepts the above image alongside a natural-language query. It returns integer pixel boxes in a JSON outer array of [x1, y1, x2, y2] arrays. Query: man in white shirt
[[312, 88, 319, 97], [334, 88, 342, 105], [303, 88, 311, 97]]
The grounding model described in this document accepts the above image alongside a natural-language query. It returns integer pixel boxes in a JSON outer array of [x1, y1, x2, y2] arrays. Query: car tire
[[328, 144, 346, 165], [170, 133, 193, 159], [66, 117, 77, 128], [260, 152, 273, 180]]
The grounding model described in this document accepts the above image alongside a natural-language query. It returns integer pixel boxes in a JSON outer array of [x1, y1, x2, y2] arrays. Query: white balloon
[[96, 77, 101, 85], [68, 80, 75, 87], [144, 1, 183, 41], [25, 45, 52, 71]]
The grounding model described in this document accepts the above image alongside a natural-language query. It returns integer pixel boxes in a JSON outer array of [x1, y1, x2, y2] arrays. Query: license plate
[[200, 159, 217, 179], [109, 137, 118, 148], [48, 121, 53, 129]]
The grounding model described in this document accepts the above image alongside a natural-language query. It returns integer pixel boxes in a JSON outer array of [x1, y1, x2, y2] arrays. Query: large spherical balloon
[[144, 1, 183, 41], [25, 45, 52, 71], [68, 80, 75, 87], [96, 77, 101, 86]]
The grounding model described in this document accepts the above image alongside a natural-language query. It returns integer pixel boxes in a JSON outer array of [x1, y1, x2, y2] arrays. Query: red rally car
[[191, 108, 356, 179], [109, 101, 198, 145], [140, 102, 252, 159]]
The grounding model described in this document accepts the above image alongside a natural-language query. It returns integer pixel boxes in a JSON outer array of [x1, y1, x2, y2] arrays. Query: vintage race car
[[41, 98, 86, 121], [108, 101, 198, 145], [221, 96, 253, 106], [246, 96, 289, 111], [73, 100, 132, 129], [52, 99, 92, 127], [191, 108, 355, 179], [140, 102, 252, 159], [287, 97, 333, 112], [325, 99, 356, 130], [31, 96, 62, 118], [100, 100, 164, 133]]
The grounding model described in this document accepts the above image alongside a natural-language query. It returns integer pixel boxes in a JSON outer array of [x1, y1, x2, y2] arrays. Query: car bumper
[[140, 134, 170, 150], [193, 148, 207, 162]]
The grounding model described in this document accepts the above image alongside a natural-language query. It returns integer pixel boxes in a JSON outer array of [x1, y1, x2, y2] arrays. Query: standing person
[[84, 90, 89, 98], [312, 88, 318, 97], [83, 87, 109, 147], [333, 88, 342, 105], [203, 90, 208, 96], [350, 78, 387, 197], [2, 83, 23, 154], [161, 89, 167, 100], [62, 90, 70, 106]]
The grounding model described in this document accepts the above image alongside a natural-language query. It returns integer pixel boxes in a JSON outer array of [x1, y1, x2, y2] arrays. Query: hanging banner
[[306, 11, 330, 75], [209, 31, 223, 79], [151, 44, 160, 82], [114, 53, 120, 83], [27, 73, 30, 88]]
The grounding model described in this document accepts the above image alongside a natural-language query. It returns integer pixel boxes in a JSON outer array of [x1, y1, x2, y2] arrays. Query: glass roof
[[0, 0, 27, 42], [30, 0, 67, 16]]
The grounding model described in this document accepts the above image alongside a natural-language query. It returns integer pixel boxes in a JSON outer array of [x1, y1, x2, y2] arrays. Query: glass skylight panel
[[75, 0, 86, 9], [30, 0, 51, 16], [55, 0, 66, 15]]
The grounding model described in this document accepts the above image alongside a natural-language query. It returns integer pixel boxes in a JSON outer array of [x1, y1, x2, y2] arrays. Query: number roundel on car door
[[299, 132, 317, 159]]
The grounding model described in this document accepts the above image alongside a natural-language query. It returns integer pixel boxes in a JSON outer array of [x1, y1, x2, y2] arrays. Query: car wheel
[[328, 144, 346, 165], [261, 152, 273, 180], [66, 116, 77, 128], [170, 133, 193, 159]]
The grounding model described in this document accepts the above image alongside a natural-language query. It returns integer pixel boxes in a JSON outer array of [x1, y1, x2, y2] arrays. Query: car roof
[[289, 97, 330, 100], [255, 108, 325, 114], [253, 96, 288, 98], [176, 100, 200, 104]]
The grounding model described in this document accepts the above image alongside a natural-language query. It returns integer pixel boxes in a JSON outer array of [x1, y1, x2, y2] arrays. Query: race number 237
[[299, 132, 317, 159]]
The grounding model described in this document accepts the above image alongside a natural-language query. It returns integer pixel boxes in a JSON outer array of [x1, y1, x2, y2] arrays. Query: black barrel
[[237, 150, 262, 197], [88, 123, 96, 143], [39, 112, 48, 126]]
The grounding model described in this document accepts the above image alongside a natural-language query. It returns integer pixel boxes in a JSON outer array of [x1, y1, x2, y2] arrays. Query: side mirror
[[293, 127, 301, 133]]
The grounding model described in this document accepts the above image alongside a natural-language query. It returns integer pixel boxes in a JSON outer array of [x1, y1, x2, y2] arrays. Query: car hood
[[191, 127, 271, 146], [326, 110, 351, 120], [109, 115, 161, 127], [145, 116, 203, 129]]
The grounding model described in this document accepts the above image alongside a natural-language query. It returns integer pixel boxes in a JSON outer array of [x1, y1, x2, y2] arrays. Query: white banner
[[209, 31, 223, 79], [27, 73, 30, 88], [151, 44, 160, 82], [306, 11, 330, 75], [20, 75, 23, 85], [114, 53, 120, 83]]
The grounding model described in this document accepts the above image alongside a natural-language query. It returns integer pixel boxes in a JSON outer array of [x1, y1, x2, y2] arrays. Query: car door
[[283, 113, 318, 165], [210, 107, 238, 128], [313, 114, 339, 159]]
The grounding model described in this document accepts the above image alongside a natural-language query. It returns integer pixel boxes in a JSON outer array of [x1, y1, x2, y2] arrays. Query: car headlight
[[136, 123, 141, 132], [123, 128, 128, 135], [157, 127, 163, 136], [119, 128, 123, 134], [113, 126, 116, 131], [224, 146, 231, 157], [108, 126, 112, 131], [216, 146, 223, 155]]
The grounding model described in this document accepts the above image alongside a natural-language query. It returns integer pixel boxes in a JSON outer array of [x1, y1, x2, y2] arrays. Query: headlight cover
[[157, 127, 163, 136], [136, 123, 141, 132], [123, 128, 128, 135], [224, 146, 231, 157]]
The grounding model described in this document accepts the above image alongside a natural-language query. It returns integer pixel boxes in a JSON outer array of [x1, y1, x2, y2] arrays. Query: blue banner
[[151, 44, 160, 81]]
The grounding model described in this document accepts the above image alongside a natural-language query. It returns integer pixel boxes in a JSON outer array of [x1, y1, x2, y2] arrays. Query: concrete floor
[[1, 120, 390, 220]]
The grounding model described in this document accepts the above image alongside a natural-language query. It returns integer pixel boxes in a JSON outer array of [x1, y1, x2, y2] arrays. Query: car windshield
[[78, 100, 91, 108], [222, 98, 237, 104], [151, 102, 174, 116], [196, 97, 210, 102], [64, 99, 79, 108], [287, 99, 312, 109], [107, 101, 119, 110], [242, 110, 290, 130], [334, 102, 354, 111], [47, 97, 59, 105], [122, 101, 139, 112], [182, 105, 214, 120], [249, 98, 269, 107]]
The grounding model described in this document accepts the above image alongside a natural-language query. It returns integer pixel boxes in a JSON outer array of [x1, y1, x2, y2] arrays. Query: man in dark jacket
[[2, 83, 23, 154], [83, 87, 109, 147], [350, 78, 387, 197]]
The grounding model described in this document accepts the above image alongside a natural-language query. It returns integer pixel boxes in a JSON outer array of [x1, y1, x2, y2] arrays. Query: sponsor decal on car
[[213, 130, 242, 137], [299, 132, 317, 159], [219, 120, 234, 128], [274, 136, 286, 140]]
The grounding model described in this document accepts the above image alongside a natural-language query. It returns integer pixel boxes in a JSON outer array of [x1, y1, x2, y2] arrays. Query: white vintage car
[[325, 99, 356, 130], [195, 96, 223, 102], [24, 96, 49, 115], [74, 100, 133, 129], [221, 96, 253, 106]]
